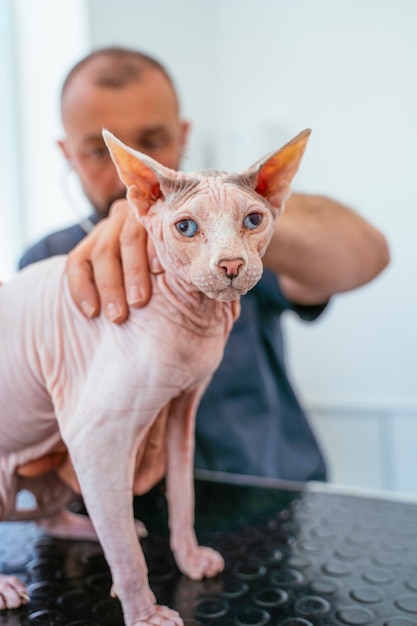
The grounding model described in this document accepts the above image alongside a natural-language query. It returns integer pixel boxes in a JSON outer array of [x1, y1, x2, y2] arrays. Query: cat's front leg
[[60, 399, 184, 626], [165, 387, 224, 580]]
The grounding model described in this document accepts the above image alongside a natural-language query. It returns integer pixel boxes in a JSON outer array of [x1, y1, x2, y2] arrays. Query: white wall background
[[2, 0, 417, 494], [0, 0, 21, 279], [0, 0, 89, 279]]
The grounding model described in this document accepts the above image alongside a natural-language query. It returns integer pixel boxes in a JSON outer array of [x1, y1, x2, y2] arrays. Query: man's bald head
[[61, 46, 180, 122]]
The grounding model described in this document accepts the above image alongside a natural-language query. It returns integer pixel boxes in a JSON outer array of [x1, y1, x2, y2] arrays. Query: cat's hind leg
[[0, 575, 30, 610], [37, 508, 147, 541], [17, 474, 147, 541], [0, 464, 30, 610]]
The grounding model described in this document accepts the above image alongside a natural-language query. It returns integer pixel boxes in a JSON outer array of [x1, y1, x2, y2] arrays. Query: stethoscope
[[59, 162, 96, 235]]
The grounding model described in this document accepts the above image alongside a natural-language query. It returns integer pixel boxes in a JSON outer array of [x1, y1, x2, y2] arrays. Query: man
[[20, 46, 390, 482], [19, 47, 189, 272]]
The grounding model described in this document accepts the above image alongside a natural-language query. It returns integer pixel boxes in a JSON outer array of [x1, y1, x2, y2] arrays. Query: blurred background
[[1, 0, 417, 494]]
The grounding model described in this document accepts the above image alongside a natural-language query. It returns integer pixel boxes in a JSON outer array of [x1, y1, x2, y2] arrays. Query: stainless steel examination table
[[1, 470, 417, 625]]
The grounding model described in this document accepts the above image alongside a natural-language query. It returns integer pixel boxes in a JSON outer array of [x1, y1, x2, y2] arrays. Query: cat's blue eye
[[175, 219, 198, 237], [243, 213, 263, 230]]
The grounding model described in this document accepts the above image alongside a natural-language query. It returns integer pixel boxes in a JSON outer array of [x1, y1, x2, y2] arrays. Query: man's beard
[[95, 190, 128, 219]]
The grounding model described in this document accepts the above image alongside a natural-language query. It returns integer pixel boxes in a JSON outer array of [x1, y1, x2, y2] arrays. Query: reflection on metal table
[[1, 470, 417, 625]]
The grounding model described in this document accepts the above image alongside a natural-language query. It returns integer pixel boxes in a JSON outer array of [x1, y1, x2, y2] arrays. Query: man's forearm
[[263, 193, 390, 305]]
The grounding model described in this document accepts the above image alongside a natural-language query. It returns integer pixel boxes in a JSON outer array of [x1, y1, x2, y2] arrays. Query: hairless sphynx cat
[[0, 128, 310, 625]]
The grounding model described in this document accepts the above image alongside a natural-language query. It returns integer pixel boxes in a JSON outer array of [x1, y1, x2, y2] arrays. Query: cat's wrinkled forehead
[[163, 170, 263, 214], [195, 169, 257, 188]]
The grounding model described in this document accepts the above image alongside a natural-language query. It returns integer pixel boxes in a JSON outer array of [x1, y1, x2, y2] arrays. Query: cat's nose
[[218, 258, 244, 279]]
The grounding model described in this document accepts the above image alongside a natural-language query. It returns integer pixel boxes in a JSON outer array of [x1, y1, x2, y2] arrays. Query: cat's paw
[[175, 545, 224, 580], [133, 604, 183, 625], [0, 574, 29, 610]]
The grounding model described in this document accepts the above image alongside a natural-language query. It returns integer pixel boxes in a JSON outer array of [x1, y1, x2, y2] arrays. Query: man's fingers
[[87, 208, 129, 323], [66, 198, 156, 323], [66, 205, 129, 323], [120, 211, 152, 308], [66, 254, 100, 318], [89, 244, 128, 323]]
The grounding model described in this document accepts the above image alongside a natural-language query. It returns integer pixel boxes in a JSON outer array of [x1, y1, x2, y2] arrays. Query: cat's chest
[[151, 313, 227, 376], [121, 295, 232, 387]]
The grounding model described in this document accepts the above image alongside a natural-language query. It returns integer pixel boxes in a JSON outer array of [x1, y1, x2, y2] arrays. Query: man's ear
[[249, 129, 311, 210], [57, 138, 73, 169], [179, 120, 191, 157]]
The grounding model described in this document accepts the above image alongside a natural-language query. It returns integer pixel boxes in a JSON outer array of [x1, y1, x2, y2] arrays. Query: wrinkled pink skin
[[0, 129, 309, 624]]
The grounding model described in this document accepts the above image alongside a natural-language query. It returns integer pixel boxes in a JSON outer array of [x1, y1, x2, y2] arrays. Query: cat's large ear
[[102, 129, 177, 215], [243, 129, 311, 210]]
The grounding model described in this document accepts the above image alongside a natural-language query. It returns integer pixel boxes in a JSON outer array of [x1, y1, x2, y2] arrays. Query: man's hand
[[66, 200, 162, 323]]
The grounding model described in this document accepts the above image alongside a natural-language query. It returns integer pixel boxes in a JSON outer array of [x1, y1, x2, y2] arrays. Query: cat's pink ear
[[103, 129, 175, 215], [252, 129, 311, 209]]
